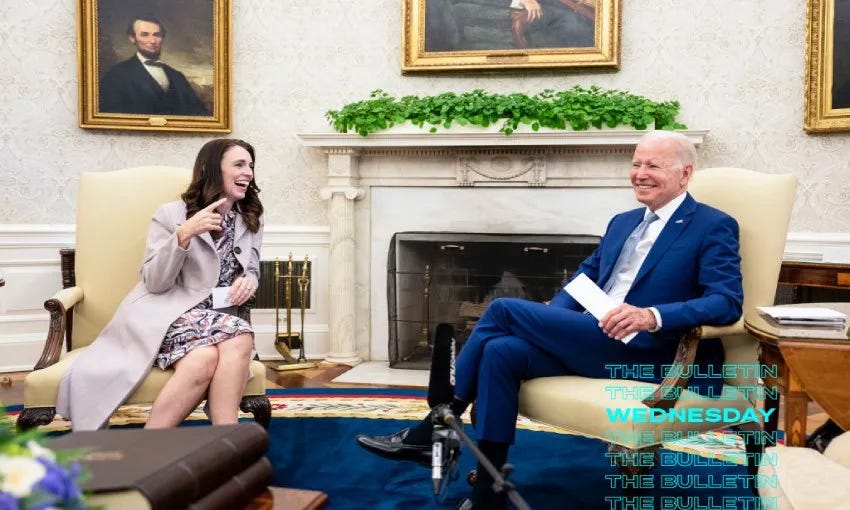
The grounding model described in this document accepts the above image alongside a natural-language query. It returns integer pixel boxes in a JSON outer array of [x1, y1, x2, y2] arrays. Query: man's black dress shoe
[[806, 418, 844, 453], [355, 427, 431, 467]]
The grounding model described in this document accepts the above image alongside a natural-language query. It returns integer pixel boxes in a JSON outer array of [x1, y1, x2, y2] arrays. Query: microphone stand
[[432, 405, 532, 510]]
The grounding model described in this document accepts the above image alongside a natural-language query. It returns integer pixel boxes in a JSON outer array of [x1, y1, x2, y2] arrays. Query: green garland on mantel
[[325, 87, 686, 136]]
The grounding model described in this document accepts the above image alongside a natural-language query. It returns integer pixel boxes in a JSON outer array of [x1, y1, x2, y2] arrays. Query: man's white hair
[[638, 130, 697, 169]]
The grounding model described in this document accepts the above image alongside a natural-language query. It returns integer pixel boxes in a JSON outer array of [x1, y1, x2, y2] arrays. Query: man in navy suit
[[356, 130, 744, 509], [99, 16, 209, 116]]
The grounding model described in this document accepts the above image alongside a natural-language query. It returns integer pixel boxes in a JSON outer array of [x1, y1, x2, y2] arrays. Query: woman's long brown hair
[[182, 138, 263, 233]]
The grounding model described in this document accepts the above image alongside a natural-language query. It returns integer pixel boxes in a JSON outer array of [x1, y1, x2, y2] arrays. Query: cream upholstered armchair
[[518, 168, 798, 484], [17, 167, 270, 430], [759, 430, 850, 509]]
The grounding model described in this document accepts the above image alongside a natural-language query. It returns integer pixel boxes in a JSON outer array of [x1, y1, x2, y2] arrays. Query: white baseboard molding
[[0, 334, 52, 373], [784, 232, 850, 263]]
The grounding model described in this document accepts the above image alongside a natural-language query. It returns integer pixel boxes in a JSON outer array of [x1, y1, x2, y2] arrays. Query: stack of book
[[757, 306, 848, 339], [49, 422, 273, 510]]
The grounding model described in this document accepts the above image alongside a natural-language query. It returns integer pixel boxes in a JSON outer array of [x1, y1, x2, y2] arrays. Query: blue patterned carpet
[[261, 388, 759, 510], [7, 388, 765, 509]]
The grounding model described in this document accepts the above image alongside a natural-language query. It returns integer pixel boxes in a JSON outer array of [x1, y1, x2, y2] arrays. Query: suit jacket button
[[234, 247, 242, 254]]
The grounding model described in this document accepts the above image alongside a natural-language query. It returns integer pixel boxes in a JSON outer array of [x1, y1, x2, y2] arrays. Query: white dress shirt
[[137, 53, 170, 91]]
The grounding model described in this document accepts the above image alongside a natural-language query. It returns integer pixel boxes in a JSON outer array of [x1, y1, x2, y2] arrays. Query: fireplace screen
[[387, 232, 600, 369]]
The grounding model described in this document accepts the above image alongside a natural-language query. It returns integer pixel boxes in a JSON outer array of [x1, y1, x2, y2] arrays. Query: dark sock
[[419, 323, 470, 446], [471, 440, 509, 510], [450, 397, 469, 417], [404, 398, 469, 446], [402, 413, 434, 445]]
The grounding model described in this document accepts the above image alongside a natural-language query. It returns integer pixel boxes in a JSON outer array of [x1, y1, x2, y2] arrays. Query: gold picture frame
[[401, 0, 620, 72], [78, 0, 231, 132], [805, 0, 850, 132]]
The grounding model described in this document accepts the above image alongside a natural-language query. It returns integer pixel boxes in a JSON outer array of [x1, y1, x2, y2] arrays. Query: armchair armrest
[[642, 317, 748, 410], [53, 286, 84, 310], [701, 319, 744, 339], [34, 286, 84, 370], [642, 326, 701, 410]]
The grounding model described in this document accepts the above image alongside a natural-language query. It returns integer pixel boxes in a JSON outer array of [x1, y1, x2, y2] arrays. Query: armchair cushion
[[824, 430, 850, 468], [758, 434, 850, 510], [23, 348, 266, 412], [24, 350, 84, 408], [519, 376, 756, 449]]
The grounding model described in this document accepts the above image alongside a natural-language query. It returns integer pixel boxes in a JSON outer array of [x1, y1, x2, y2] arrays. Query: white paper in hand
[[212, 286, 233, 309], [564, 273, 637, 344]]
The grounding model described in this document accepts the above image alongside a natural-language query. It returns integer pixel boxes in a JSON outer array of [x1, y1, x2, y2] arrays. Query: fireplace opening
[[387, 232, 600, 369]]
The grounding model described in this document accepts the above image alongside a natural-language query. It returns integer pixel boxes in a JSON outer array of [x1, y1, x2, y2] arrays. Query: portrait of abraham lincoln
[[96, 0, 214, 117]]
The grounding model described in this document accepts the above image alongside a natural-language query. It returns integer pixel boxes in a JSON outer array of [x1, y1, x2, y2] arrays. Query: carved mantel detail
[[457, 153, 545, 187]]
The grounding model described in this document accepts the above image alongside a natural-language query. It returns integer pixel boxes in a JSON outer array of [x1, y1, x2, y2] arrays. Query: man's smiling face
[[630, 137, 692, 211]]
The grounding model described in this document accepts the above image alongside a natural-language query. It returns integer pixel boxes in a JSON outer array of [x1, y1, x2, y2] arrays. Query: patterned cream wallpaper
[[1, 0, 848, 231]]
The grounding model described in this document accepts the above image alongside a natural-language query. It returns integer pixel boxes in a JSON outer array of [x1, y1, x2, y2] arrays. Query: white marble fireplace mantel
[[298, 129, 708, 149], [297, 129, 708, 365]]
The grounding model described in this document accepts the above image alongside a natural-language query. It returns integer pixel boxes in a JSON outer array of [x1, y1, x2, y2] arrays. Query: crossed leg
[[455, 297, 627, 441], [145, 333, 254, 429], [146, 345, 219, 429], [207, 333, 254, 424]]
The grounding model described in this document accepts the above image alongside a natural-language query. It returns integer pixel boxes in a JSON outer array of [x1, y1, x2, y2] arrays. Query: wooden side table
[[245, 487, 328, 510], [744, 302, 850, 446], [779, 260, 850, 301]]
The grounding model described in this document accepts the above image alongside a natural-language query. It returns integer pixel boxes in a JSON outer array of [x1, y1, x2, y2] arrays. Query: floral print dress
[[155, 211, 253, 369]]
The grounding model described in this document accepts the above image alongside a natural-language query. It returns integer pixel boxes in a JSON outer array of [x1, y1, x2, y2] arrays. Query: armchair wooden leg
[[608, 443, 658, 476], [731, 421, 766, 496], [17, 407, 56, 431], [240, 395, 271, 429], [609, 443, 658, 505]]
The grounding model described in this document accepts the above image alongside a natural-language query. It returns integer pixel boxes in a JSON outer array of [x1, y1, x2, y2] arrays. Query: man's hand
[[176, 198, 227, 248], [599, 304, 657, 341], [521, 0, 542, 21], [228, 274, 257, 306]]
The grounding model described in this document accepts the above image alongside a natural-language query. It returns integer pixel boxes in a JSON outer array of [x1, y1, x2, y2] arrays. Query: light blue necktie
[[603, 212, 660, 293]]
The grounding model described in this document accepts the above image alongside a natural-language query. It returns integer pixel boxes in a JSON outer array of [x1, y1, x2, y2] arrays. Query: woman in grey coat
[[57, 138, 264, 430]]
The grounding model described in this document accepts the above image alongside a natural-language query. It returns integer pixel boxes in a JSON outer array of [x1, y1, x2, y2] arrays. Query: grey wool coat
[[57, 200, 263, 431]]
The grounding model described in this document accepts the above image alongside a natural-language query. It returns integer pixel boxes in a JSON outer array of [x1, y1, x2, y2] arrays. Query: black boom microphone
[[427, 323, 456, 407], [428, 323, 460, 501]]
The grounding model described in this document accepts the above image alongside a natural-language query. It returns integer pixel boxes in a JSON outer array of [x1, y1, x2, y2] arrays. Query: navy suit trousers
[[454, 297, 632, 443]]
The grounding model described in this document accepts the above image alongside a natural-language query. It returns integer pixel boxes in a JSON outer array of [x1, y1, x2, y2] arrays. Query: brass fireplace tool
[[273, 254, 317, 371], [403, 264, 433, 362]]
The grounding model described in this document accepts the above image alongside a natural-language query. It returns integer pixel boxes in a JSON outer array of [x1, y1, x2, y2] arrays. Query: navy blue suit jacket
[[99, 57, 209, 116], [549, 193, 743, 394]]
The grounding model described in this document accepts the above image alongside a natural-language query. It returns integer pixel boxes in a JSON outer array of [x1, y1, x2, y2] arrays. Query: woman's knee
[[176, 346, 219, 383], [217, 334, 254, 361]]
